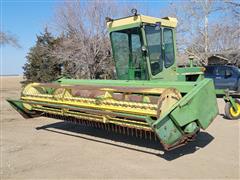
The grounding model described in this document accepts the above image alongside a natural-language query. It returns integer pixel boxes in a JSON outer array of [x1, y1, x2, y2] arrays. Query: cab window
[[163, 28, 175, 68], [145, 25, 162, 76]]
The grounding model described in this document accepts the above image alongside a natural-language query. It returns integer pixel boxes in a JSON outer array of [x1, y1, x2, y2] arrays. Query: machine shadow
[[36, 121, 214, 161], [219, 113, 228, 120], [219, 113, 236, 120]]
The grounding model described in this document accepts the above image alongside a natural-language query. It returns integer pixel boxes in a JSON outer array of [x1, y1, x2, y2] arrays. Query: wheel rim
[[230, 103, 240, 118]]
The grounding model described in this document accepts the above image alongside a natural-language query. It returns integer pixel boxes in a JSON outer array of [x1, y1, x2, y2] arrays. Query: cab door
[[110, 28, 148, 80], [129, 29, 148, 80], [144, 25, 177, 80]]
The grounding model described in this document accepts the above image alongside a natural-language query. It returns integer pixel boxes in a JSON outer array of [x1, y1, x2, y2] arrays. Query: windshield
[[163, 28, 175, 68], [110, 28, 146, 80], [145, 25, 162, 75]]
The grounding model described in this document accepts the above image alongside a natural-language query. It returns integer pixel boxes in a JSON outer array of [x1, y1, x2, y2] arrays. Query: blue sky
[[1, 0, 170, 75], [1, 0, 58, 75]]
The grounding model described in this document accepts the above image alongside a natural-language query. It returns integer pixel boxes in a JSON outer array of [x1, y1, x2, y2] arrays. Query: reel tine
[[98, 122, 101, 128], [94, 121, 97, 128], [88, 121, 91, 127]]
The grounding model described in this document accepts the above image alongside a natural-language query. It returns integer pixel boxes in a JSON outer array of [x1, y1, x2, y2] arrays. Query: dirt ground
[[0, 76, 239, 179]]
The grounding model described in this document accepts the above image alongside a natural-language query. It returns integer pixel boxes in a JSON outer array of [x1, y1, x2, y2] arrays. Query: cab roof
[[107, 14, 178, 32]]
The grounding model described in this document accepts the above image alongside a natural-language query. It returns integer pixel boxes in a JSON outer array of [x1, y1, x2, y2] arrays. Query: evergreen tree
[[23, 28, 61, 83]]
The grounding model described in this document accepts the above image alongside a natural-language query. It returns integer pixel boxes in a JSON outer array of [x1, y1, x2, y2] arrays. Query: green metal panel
[[56, 78, 200, 93], [177, 67, 205, 81], [177, 67, 204, 75], [142, 78, 218, 147], [170, 79, 218, 129], [6, 99, 37, 118], [154, 116, 183, 147]]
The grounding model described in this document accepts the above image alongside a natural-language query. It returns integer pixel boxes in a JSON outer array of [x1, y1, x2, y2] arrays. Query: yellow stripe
[[32, 106, 152, 131], [22, 96, 157, 116]]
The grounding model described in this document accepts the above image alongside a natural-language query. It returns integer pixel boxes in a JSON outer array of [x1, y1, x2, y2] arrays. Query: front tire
[[225, 99, 240, 120]]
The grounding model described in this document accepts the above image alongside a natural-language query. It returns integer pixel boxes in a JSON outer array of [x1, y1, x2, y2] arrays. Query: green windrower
[[7, 12, 218, 151]]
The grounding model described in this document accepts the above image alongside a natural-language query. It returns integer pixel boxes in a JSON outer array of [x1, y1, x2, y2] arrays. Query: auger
[[7, 11, 218, 151]]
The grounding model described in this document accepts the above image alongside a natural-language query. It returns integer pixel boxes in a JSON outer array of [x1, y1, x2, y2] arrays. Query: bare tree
[[224, 0, 240, 19], [52, 0, 129, 79], [0, 31, 21, 48], [164, 0, 240, 65]]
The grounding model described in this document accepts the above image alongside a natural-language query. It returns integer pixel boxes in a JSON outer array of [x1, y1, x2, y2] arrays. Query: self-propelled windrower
[[7, 11, 218, 150]]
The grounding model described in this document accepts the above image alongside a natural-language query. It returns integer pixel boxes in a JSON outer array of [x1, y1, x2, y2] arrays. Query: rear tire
[[224, 99, 240, 120]]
